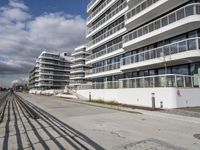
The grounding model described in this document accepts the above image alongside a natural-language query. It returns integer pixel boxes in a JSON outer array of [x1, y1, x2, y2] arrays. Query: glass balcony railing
[[87, 0, 100, 11], [87, 0, 112, 22], [121, 74, 200, 88], [87, 22, 124, 48], [121, 37, 200, 66], [123, 3, 200, 44], [125, 0, 159, 20], [86, 62, 120, 75], [71, 62, 85, 67], [87, 1, 127, 35], [72, 55, 86, 61], [86, 42, 122, 61], [70, 74, 85, 78], [78, 81, 120, 89], [40, 60, 69, 66], [70, 68, 86, 73], [78, 74, 200, 89]]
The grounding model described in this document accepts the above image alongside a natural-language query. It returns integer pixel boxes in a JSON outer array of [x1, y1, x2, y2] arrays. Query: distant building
[[70, 45, 91, 89], [29, 51, 71, 91]]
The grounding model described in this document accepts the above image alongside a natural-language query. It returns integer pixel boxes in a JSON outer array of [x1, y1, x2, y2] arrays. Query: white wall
[[176, 88, 200, 108], [77, 88, 200, 109]]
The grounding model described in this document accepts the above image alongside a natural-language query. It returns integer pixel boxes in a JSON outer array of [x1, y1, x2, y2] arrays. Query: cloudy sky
[[0, 0, 90, 87]]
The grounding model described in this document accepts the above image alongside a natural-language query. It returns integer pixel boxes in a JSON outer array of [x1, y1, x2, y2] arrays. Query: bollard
[[152, 93, 155, 110], [160, 101, 163, 109], [89, 92, 91, 101]]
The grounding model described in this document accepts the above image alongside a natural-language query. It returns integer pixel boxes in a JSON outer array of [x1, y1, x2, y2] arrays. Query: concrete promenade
[[0, 93, 200, 149]]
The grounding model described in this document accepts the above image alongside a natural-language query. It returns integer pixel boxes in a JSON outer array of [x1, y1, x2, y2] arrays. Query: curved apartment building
[[29, 51, 71, 91], [70, 46, 91, 88], [77, 0, 200, 108]]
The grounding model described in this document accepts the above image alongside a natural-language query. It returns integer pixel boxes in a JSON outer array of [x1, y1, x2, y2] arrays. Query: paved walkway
[[14, 93, 200, 150]]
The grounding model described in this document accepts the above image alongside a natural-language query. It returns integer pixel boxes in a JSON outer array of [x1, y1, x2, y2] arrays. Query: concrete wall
[[77, 88, 200, 109]]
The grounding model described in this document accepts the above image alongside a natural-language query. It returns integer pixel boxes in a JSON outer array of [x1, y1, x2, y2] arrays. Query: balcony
[[38, 56, 67, 63], [78, 74, 200, 89], [123, 3, 200, 51], [70, 74, 85, 80], [71, 62, 91, 68], [125, 0, 189, 31], [85, 62, 121, 78], [71, 56, 86, 62], [87, 1, 127, 37], [40, 66, 70, 72], [71, 51, 90, 56], [86, 42, 123, 64], [121, 37, 200, 71], [87, 0, 101, 13], [40, 60, 69, 67], [87, 22, 125, 50], [87, 0, 115, 25], [70, 69, 86, 74]]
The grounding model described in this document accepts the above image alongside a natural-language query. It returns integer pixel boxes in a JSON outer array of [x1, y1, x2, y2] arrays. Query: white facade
[[78, 0, 200, 108], [77, 88, 200, 109], [29, 51, 71, 91], [70, 46, 91, 88]]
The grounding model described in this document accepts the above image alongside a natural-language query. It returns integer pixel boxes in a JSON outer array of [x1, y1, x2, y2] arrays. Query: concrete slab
[[18, 93, 200, 150]]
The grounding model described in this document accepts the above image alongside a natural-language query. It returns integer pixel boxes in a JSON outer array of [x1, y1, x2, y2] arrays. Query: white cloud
[[9, 0, 29, 10], [0, 0, 87, 87]]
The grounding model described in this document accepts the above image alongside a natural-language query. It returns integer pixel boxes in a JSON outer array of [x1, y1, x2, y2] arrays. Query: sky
[[0, 0, 90, 87]]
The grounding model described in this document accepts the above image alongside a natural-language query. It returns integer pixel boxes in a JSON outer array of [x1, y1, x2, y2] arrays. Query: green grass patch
[[87, 99, 122, 106]]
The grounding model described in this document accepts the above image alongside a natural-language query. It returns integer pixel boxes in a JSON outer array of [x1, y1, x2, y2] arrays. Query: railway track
[[0, 92, 104, 150]]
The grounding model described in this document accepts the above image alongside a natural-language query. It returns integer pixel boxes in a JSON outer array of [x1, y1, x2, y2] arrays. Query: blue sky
[[0, 0, 89, 87], [0, 0, 90, 18]]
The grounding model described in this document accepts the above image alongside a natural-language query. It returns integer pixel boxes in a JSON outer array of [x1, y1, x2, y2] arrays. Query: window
[[149, 23, 154, 32], [185, 5, 194, 16], [169, 13, 176, 23], [170, 43, 178, 54], [143, 26, 148, 34], [147, 0, 153, 6], [155, 20, 161, 29], [178, 41, 187, 52], [161, 16, 168, 27], [177, 9, 185, 20], [197, 5, 200, 14], [172, 65, 189, 75], [138, 28, 143, 37], [188, 39, 197, 50]]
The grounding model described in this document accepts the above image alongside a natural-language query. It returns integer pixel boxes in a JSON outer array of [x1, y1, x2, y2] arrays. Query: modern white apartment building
[[77, 0, 200, 108], [29, 51, 71, 91], [70, 46, 91, 88]]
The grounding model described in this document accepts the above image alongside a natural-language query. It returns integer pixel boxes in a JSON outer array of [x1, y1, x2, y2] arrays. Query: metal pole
[[89, 92, 91, 101], [152, 93, 155, 110]]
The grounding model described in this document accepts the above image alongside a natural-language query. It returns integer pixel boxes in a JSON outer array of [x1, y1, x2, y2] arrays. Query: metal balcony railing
[[121, 37, 200, 66], [78, 74, 200, 89], [86, 62, 120, 75], [70, 74, 85, 78], [87, 22, 124, 48], [123, 3, 200, 44], [87, 0, 112, 22], [125, 0, 159, 20], [87, 1, 127, 35], [86, 42, 122, 61], [87, 0, 99, 11]]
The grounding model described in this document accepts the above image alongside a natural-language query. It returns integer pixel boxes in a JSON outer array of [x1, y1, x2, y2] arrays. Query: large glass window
[[185, 5, 194, 16], [169, 13, 176, 23], [188, 39, 197, 50], [161, 16, 168, 27], [177, 9, 185, 20], [172, 65, 189, 75]]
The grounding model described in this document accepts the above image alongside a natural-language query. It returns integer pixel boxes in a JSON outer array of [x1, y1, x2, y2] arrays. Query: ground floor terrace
[[77, 74, 200, 109]]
